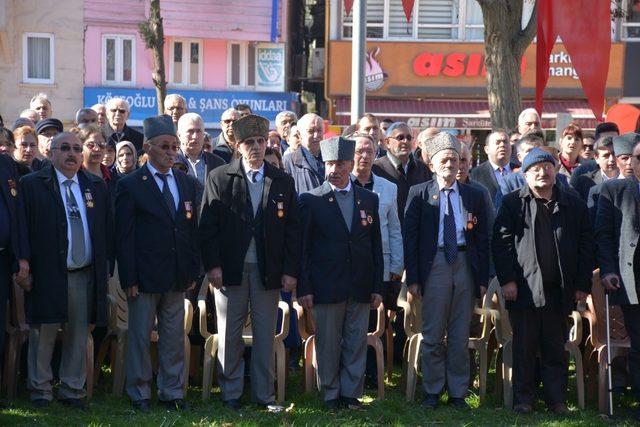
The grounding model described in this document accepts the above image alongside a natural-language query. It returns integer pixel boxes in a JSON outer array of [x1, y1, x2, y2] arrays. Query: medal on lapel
[[84, 189, 94, 208], [466, 212, 477, 230], [185, 201, 193, 219], [360, 209, 367, 226], [277, 201, 284, 218], [367, 214, 373, 224], [8, 179, 17, 197]]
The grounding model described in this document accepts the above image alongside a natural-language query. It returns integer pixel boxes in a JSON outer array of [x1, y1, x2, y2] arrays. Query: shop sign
[[255, 43, 286, 92], [84, 87, 298, 127]]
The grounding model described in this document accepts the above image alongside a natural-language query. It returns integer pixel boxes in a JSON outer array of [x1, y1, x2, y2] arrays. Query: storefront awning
[[333, 98, 598, 129]]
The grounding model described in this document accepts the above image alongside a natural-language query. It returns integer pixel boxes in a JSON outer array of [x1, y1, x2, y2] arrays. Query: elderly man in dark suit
[[283, 113, 325, 194], [0, 155, 29, 379], [470, 130, 518, 209], [106, 98, 144, 152], [595, 139, 640, 421], [21, 132, 112, 409], [493, 148, 594, 415], [372, 122, 432, 227], [116, 115, 200, 412], [298, 136, 384, 412], [177, 112, 225, 187], [199, 114, 300, 411], [404, 132, 489, 410]]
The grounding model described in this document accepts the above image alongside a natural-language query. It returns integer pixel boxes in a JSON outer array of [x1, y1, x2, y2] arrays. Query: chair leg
[[371, 338, 385, 399], [597, 349, 608, 414], [502, 342, 513, 409], [385, 316, 394, 383], [478, 346, 488, 405], [275, 342, 286, 403], [570, 345, 585, 410], [405, 334, 420, 401], [3, 335, 18, 398], [112, 331, 127, 396], [202, 339, 214, 400], [304, 337, 315, 393], [86, 334, 94, 399], [183, 335, 190, 394]]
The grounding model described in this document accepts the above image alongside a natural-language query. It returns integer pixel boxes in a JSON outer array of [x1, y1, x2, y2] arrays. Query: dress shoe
[[159, 399, 189, 411], [32, 399, 50, 409], [448, 397, 469, 409], [422, 394, 439, 409], [324, 399, 340, 412], [341, 397, 364, 410], [59, 398, 87, 411], [223, 399, 242, 411], [132, 399, 151, 413], [549, 403, 569, 415], [259, 402, 285, 413], [513, 403, 533, 414]]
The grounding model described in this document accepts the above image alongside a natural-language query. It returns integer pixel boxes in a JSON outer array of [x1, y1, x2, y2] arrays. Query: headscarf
[[115, 140, 138, 174]]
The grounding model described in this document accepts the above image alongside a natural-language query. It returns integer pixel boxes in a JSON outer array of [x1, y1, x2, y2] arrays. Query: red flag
[[344, 0, 353, 16], [536, 0, 611, 120], [402, 0, 415, 22]]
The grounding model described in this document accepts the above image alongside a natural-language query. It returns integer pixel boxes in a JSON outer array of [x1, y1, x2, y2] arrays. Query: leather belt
[[68, 264, 92, 273]]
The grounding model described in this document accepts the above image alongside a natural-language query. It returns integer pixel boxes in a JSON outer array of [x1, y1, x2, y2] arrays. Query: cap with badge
[[143, 114, 176, 141], [521, 147, 557, 172], [320, 136, 355, 162], [612, 132, 640, 157], [424, 132, 462, 158], [36, 118, 63, 135], [232, 114, 269, 142]]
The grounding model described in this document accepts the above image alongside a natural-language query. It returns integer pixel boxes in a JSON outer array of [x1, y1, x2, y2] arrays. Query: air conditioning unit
[[310, 48, 324, 80]]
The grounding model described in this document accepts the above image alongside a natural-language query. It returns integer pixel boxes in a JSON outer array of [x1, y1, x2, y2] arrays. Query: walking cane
[[605, 278, 617, 417]]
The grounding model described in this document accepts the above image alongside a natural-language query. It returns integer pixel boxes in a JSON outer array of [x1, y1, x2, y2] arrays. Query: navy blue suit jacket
[[298, 182, 384, 304], [115, 163, 200, 293], [403, 179, 490, 296], [0, 155, 29, 267]]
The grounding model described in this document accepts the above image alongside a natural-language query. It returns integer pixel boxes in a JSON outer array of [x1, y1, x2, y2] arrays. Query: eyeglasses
[[85, 142, 107, 150], [391, 134, 413, 142], [110, 108, 127, 114], [52, 144, 83, 153]]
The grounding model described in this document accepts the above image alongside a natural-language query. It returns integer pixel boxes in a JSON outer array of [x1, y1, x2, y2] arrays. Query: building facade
[[323, 0, 635, 140], [0, 0, 84, 125], [83, 0, 298, 129]]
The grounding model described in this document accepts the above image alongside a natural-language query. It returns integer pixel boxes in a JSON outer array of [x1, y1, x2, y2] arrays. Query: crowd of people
[[0, 92, 639, 420]]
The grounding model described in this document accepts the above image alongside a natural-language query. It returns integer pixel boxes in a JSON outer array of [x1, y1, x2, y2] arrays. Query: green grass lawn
[[0, 365, 638, 426]]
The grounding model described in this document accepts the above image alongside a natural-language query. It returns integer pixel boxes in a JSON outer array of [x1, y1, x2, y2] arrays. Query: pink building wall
[[84, 0, 287, 90]]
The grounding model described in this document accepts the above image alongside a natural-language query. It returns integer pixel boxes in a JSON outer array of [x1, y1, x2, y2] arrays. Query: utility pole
[[350, 0, 366, 124]]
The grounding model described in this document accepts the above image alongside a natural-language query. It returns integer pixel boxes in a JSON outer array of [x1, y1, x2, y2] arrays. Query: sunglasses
[[583, 145, 594, 150], [53, 144, 83, 153], [110, 108, 127, 114], [392, 134, 413, 142]]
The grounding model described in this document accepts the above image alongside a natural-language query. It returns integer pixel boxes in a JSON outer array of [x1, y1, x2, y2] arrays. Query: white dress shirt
[[55, 169, 92, 269], [437, 181, 466, 247], [146, 161, 179, 210], [329, 180, 352, 193]]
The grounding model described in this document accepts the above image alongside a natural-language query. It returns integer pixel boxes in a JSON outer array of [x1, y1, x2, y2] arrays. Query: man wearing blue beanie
[[492, 147, 595, 415]]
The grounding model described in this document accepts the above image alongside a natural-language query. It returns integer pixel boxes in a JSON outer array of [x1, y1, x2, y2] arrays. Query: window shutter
[[418, 0, 456, 39], [389, 0, 414, 38]]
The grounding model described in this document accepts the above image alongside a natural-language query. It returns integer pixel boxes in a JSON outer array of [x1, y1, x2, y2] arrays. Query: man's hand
[[207, 267, 223, 289], [390, 273, 403, 282], [602, 274, 620, 292], [502, 281, 518, 301], [408, 283, 421, 299], [575, 290, 589, 304], [126, 285, 139, 298], [14, 259, 31, 291], [480, 286, 487, 299], [299, 294, 313, 310], [187, 281, 196, 291], [281, 274, 297, 293], [370, 293, 383, 309]]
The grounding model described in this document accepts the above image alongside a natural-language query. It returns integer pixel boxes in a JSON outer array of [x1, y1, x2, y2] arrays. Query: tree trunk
[[139, 0, 167, 115], [478, 0, 537, 130]]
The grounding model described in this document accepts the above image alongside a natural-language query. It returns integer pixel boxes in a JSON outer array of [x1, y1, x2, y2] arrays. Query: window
[[621, 0, 640, 41], [102, 35, 135, 86], [170, 39, 202, 87], [228, 42, 256, 88], [23, 33, 54, 84], [340, 0, 485, 41]]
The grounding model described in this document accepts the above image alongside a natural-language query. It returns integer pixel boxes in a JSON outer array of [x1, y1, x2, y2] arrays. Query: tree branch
[[515, 0, 537, 54]]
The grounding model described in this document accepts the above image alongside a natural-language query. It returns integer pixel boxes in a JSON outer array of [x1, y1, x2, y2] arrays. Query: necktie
[[156, 173, 176, 218], [63, 180, 86, 266], [443, 188, 458, 264], [248, 170, 259, 183], [338, 189, 348, 195]]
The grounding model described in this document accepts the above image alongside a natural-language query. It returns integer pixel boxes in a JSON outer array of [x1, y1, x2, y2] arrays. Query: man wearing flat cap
[[35, 118, 63, 161], [298, 136, 384, 411], [595, 133, 640, 420], [404, 132, 489, 410], [199, 114, 300, 411], [493, 148, 594, 415], [116, 114, 200, 412]]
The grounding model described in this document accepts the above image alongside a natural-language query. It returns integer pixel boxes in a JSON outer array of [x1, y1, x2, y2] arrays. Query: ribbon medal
[[84, 189, 94, 208], [466, 212, 475, 230], [277, 201, 284, 219], [360, 209, 367, 226], [185, 201, 193, 219], [8, 179, 17, 197]]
